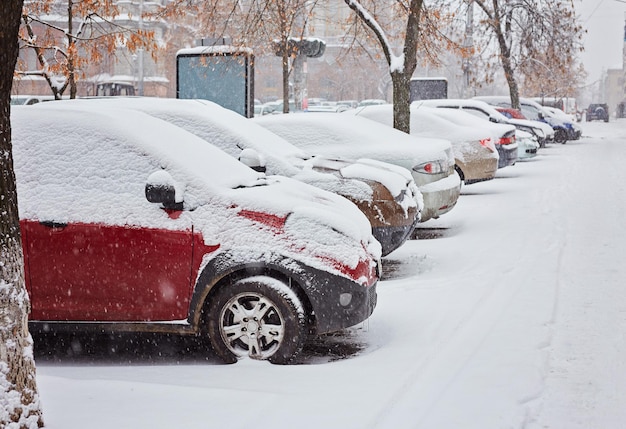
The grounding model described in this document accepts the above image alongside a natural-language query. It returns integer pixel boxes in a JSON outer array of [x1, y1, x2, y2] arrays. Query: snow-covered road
[[35, 120, 626, 429]]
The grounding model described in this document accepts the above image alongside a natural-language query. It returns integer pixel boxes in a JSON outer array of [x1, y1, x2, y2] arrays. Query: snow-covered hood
[[351, 103, 491, 144], [303, 156, 422, 212], [253, 112, 453, 171], [219, 174, 383, 275]]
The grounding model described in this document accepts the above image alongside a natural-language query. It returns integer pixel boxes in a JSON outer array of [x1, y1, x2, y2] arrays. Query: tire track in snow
[[368, 150, 571, 429]]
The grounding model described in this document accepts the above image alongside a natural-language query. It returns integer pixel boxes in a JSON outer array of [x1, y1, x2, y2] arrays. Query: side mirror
[[145, 170, 184, 211], [239, 148, 267, 173]]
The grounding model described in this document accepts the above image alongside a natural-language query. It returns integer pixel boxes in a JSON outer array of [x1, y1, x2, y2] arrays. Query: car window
[[13, 110, 174, 226], [520, 105, 541, 121]]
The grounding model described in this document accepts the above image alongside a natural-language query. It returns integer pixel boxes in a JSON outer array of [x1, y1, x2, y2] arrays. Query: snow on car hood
[[219, 174, 382, 274], [304, 156, 422, 214], [349, 104, 499, 163], [253, 113, 453, 169], [11, 107, 381, 280]]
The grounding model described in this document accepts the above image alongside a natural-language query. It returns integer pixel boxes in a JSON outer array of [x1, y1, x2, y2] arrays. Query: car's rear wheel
[[206, 276, 308, 364]]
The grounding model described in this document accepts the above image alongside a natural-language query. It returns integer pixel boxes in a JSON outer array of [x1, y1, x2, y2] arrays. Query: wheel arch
[[454, 163, 465, 182], [187, 254, 316, 333]]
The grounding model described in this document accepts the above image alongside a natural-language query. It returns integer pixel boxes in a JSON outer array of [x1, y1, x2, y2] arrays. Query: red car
[[12, 106, 381, 364]]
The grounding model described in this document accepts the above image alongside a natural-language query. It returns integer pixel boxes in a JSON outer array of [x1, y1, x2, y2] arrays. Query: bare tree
[[516, 1, 585, 101], [471, 0, 583, 109], [1, 1, 45, 428], [342, 0, 422, 133], [342, 1, 460, 133], [18, 0, 158, 99]]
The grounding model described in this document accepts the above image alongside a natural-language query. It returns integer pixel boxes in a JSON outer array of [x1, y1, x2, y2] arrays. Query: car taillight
[[498, 135, 516, 145], [479, 138, 496, 152], [413, 160, 447, 175]]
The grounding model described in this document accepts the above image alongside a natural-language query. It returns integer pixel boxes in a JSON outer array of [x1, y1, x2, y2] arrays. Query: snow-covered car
[[543, 106, 582, 140], [32, 98, 421, 257], [358, 99, 388, 107], [423, 97, 554, 148], [416, 99, 519, 168], [472, 96, 562, 144], [10, 94, 47, 105], [514, 129, 540, 160], [12, 106, 381, 365], [253, 113, 461, 222], [347, 103, 499, 185]]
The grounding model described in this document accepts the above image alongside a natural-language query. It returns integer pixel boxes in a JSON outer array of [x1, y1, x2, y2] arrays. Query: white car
[[347, 103, 500, 185], [253, 112, 462, 223], [420, 98, 553, 148], [471, 96, 558, 144], [415, 100, 519, 168], [514, 129, 540, 160]]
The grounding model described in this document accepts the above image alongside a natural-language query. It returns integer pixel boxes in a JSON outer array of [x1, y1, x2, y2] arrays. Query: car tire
[[206, 276, 308, 364], [555, 129, 567, 144]]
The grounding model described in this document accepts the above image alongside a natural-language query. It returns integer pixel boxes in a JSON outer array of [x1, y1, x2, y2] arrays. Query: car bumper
[[460, 157, 499, 185], [517, 139, 539, 160], [415, 172, 461, 222], [362, 202, 420, 256], [301, 264, 379, 335], [372, 214, 420, 256], [497, 144, 518, 168]]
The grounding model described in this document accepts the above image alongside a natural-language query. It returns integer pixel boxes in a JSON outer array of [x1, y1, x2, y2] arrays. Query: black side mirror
[[145, 171, 184, 211], [239, 148, 267, 173]]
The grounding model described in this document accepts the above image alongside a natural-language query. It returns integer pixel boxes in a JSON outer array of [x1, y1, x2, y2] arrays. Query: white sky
[[576, 0, 626, 83]]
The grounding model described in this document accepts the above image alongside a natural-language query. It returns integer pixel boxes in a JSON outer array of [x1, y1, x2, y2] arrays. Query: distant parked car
[[253, 112, 462, 223], [307, 104, 350, 113], [10, 95, 47, 105], [514, 130, 540, 160], [38, 97, 422, 256], [542, 106, 582, 140], [337, 100, 358, 109], [586, 103, 609, 122], [417, 99, 519, 168], [473, 96, 569, 144], [348, 103, 499, 185], [13, 105, 381, 364], [358, 99, 388, 107]]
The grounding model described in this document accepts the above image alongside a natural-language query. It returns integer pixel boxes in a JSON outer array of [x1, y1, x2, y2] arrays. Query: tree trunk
[[392, 70, 412, 134], [0, 1, 45, 427], [281, 46, 290, 114], [498, 41, 520, 109], [492, 7, 520, 109]]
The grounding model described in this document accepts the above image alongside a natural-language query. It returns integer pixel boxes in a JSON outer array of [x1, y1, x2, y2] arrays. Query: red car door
[[22, 219, 194, 322]]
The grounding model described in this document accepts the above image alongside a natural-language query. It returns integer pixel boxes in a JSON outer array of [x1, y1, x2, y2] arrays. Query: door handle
[[40, 221, 68, 229]]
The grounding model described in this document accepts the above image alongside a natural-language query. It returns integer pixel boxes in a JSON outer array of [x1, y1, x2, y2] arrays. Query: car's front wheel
[[206, 276, 308, 364], [555, 129, 568, 144]]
